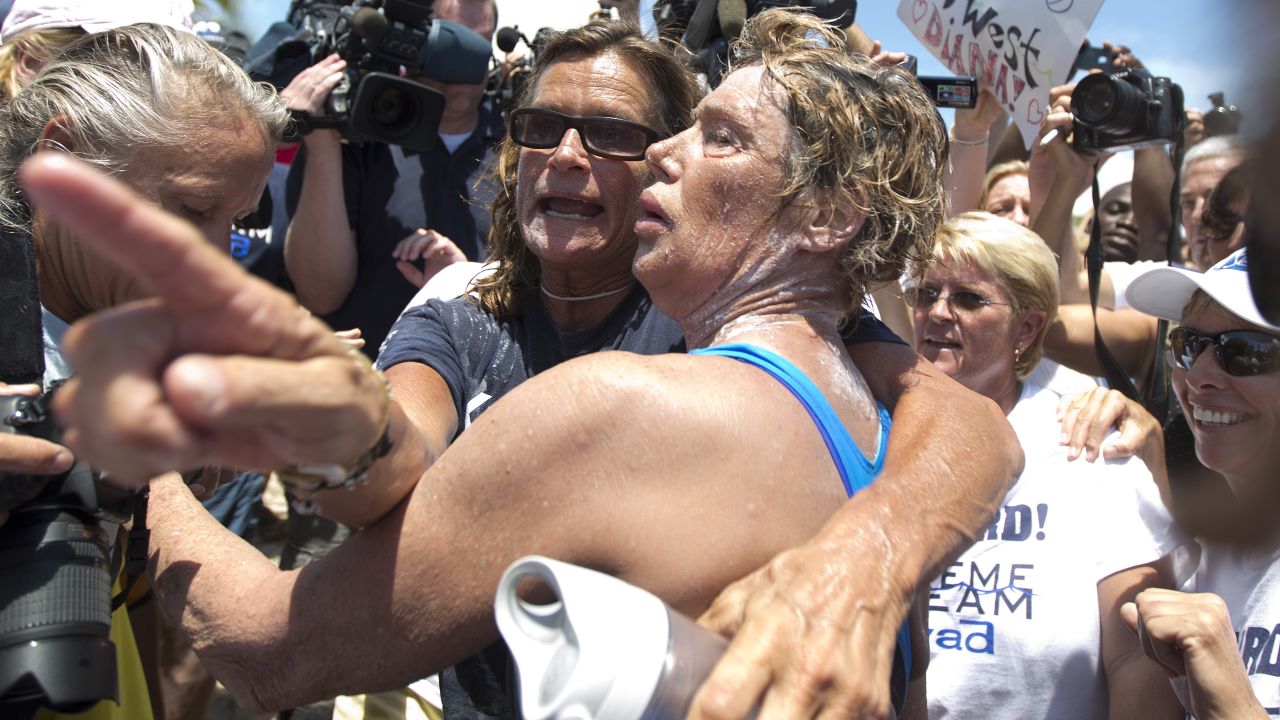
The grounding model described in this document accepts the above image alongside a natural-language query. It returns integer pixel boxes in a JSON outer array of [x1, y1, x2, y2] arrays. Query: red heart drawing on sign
[[912, 0, 928, 23], [1026, 98, 1045, 124]]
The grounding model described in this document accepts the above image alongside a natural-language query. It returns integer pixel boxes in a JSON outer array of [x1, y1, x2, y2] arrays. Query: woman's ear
[[797, 192, 866, 253], [14, 44, 43, 88], [1014, 308, 1048, 352], [36, 115, 76, 155]]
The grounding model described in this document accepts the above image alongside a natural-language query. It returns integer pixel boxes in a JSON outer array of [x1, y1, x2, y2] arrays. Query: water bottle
[[494, 556, 729, 720]]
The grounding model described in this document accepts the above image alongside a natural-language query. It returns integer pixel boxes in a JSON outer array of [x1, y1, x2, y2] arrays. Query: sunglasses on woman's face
[[1168, 326, 1280, 376], [901, 285, 1011, 313], [509, 108, 664, 161]]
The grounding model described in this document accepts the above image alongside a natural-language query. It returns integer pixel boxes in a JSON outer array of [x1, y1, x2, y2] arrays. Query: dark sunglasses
[[1168, 326, 1280, 376], [509, 108, 663, 161], [902, 286, 1011, 313]]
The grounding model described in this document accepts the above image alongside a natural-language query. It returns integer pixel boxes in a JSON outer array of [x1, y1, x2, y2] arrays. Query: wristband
[[270, 350, 393, 494]]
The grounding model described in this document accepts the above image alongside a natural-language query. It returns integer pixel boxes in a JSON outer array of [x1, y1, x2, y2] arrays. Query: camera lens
[[1073, 73, 1148, 136], [0, 504, 117, 715], [371, 86, 412, 131]]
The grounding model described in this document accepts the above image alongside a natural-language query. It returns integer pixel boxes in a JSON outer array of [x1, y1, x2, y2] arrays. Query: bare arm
[[149, 354, 838, 712], [945, 87, 1005, 217], [284, 130, 358, 315], [1043, 305, 1157, 379], [1098, 560, 1184, 720], [695, 342, 1022, 720], [310, 362, 458, 527], [1132, 147, 1175, 262]]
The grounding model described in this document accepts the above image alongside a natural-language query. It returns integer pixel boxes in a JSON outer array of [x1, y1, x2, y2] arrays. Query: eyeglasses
[[1168, 327, 1280, 376], [509, 108, 664, 161], [901, 286, 1011, 313]]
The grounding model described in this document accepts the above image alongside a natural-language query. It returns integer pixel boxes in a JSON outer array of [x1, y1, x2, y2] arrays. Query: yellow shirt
[[35, 574, 152, 720]]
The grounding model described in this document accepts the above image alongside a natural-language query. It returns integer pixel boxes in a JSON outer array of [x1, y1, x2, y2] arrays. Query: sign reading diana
[[897, 0, 1105, 149]]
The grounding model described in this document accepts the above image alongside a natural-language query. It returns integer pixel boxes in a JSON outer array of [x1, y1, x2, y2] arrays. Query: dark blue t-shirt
[[375, 289, 906, 720]]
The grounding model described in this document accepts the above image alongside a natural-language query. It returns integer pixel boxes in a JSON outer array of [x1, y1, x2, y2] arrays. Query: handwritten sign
[[898, 0, 1104, 149]]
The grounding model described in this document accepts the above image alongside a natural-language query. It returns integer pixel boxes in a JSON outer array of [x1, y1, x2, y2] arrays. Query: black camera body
[[1072, 68, 1185, 153], [279, 0, 492, 151], [1203, 91, 1242, 138], [0, 384, 135, 718]]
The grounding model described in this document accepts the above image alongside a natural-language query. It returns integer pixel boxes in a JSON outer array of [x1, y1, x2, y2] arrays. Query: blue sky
[[234, 1, 1247, 120]]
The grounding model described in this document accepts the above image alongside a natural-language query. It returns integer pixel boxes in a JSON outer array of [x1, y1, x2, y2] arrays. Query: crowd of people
[[0, 1, 1277, 719]]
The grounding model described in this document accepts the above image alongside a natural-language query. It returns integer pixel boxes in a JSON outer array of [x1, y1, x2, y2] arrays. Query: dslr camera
[[268, 0, 493, 152], [0, 382, 136, 718], [1072, 67, 1185, 153], [1203, 91, 1242, 137]]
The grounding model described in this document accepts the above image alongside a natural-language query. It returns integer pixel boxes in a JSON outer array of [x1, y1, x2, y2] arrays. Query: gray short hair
[[1182, 135, 1246, 175], [0, 22, 288, 231]]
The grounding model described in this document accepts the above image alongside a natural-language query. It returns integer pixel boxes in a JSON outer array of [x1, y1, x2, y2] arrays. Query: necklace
[[539, 283, 634, 302]]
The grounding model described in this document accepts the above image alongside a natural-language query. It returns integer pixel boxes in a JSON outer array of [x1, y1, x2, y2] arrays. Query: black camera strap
[[1139, 135, 1187, 421], [110, 489, 151, 612], [0, 226, 46, 386], [1086, 163, 1140, 399]]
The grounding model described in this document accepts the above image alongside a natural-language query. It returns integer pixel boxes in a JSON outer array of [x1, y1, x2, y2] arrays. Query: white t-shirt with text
[[927, 382, 1185, 719]]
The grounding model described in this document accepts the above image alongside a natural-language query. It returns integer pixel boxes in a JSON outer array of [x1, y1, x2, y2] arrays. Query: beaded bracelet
[[951, 131, 990, 147], [270, 350, 393, 494]]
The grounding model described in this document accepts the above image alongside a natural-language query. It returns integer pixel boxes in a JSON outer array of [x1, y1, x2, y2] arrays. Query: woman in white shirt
[[910, 212, 1186, 719]]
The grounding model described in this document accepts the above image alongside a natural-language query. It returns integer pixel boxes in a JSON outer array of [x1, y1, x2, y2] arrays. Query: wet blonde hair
[[925, 211, 1059, 377], [730, 8, 948, 313]]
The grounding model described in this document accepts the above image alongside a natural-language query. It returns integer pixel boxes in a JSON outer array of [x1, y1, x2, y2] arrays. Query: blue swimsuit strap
[[689, 342, 910, 700], [690, 343, 890, 495]]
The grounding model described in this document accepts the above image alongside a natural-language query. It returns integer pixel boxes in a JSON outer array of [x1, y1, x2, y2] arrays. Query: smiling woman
[[1121, 250, 1280, 718]]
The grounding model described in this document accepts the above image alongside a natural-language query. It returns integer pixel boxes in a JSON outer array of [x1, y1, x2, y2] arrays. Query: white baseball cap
[[1, 0, 194, 45], [1125, 249, 1280, 331]]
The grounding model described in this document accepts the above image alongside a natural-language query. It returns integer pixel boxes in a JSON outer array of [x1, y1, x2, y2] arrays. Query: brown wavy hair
[[730, 9, 949, 314], [471, 20, 701, 319]]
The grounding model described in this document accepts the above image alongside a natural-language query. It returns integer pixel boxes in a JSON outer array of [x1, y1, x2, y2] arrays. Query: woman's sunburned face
[[515, 53, 658, 272], [983, 174, 1031, 228], [633, 64, 801, 321], [1173, 300, 1280, 493]]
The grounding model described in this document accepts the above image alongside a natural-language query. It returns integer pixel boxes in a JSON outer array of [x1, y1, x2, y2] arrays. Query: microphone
[[350, 6, 388, 42], [496, 26, 525, 54], [717, 0, 746, 41]]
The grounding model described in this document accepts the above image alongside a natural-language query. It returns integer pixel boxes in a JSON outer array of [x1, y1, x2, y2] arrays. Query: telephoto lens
[[1073, 72, 1149, 136], [0, 390, 120, 718]]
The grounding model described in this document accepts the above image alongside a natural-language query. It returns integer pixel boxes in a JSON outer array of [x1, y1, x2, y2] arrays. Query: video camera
[[0, 383, 137, 719], [256, 0, 493, 152], [669, 0, 857, 86], [1071, 67, 1185, 153]]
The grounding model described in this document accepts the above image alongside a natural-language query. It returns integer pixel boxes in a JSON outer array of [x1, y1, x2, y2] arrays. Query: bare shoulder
[[458, 350, 736, 449]]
